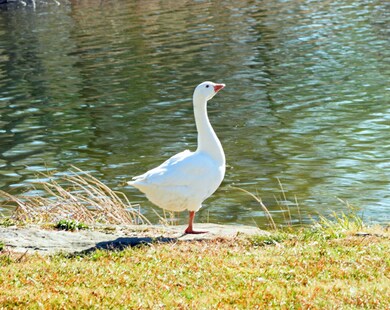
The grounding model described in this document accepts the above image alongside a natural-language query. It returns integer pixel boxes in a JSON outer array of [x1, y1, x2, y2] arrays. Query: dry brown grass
[[0, 166, 150, 226]]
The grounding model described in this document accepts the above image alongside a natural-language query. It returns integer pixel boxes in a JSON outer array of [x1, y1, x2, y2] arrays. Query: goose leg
[[184, 211, 207, 234]]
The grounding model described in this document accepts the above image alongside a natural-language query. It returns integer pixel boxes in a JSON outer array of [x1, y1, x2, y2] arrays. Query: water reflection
[[0, 0, 389, 226]]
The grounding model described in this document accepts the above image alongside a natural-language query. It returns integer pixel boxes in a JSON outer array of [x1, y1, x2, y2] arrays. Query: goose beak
[[214, 83, 225, 93]]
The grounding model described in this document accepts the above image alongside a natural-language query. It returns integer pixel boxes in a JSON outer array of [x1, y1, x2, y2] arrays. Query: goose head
[[193, 81, 225, 102]]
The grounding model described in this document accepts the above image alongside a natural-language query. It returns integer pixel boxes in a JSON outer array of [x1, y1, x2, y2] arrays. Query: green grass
[[54, 219, 89, 231], [0, 218, 15, 228], [0, 223, 389, 309]]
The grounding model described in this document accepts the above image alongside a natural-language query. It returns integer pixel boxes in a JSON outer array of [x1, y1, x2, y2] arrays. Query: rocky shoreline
[[0, 223, 267, 255]]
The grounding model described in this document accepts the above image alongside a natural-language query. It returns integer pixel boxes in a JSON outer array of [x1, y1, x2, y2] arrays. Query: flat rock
[[0, 223, 267, 255]]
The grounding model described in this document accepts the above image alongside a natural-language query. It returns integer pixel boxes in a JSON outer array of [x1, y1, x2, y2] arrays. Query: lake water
[[0, 0, 389, 227]]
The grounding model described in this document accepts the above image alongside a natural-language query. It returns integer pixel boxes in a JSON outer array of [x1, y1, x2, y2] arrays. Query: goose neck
[[193, 96, 225, 163]]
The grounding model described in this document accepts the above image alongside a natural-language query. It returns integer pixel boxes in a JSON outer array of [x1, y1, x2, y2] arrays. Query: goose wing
[[129, 150, 218, 188]]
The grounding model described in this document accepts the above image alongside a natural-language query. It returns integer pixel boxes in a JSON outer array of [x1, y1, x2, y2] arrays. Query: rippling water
[[0, 0, 389, 226]]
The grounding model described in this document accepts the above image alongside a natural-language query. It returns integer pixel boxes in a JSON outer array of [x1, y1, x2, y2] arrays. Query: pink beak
[[214, 83, 225, 93]]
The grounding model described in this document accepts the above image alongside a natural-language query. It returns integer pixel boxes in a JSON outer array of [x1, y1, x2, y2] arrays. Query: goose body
[[128, 81, 226, 233]]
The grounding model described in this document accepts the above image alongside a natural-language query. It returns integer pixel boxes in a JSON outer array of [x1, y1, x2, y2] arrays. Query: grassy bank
[[1, 169, 389, 308], [1, 223, 389, 309]]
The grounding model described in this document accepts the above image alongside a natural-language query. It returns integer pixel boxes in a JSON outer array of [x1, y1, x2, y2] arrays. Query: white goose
[[128, 81, 226, 234]]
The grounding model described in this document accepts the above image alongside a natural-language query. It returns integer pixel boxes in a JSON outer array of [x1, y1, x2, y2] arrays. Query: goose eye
[[206, 85, 210, 88]]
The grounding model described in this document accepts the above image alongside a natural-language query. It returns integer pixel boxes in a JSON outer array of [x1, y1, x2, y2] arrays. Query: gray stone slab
[[0, 223, 267, 255]]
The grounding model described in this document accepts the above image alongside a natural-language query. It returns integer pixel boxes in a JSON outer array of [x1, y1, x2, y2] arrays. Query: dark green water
[[0, 0, 389, 227]]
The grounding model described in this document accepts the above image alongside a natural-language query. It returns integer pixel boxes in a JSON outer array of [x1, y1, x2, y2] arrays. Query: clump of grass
[[234, 180, 370, 235], [235, 181, 378, 248], [55, 219, 88, 231], [0, 166, 150, 226], [0, 241, 4, 251], [303, 200, 365, 241], [0, 218, 15, 228], [250, 231, 290, 246]]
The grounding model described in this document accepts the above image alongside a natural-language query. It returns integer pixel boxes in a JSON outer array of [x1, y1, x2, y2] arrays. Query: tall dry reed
[[0, 166, 150, 225]]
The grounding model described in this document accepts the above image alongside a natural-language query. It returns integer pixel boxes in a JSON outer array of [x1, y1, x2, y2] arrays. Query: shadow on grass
[[74, 236, 179, 256]]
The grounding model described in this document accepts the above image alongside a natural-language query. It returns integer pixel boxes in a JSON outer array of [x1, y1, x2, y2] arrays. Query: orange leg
[[184, 211, 207, 234]]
